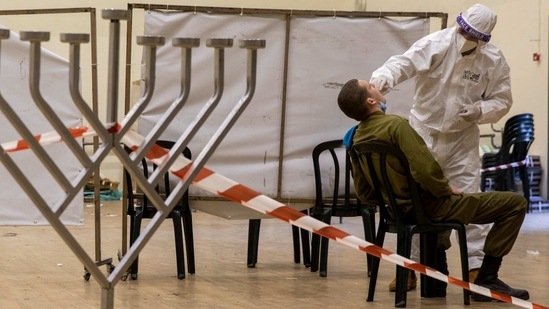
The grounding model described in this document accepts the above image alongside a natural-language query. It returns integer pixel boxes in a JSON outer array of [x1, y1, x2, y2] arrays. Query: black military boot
[[472, 255, 529, 301]]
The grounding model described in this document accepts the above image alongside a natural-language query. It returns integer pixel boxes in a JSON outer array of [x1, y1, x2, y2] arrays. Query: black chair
[[352, 141, 469, 308], [125, 140, 195, 280], [481, 113, 534, 210], [310, 139, 376, 277]]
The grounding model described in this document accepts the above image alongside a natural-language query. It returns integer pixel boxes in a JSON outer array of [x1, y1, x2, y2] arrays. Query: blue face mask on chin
[[379, 102, 387, 113]]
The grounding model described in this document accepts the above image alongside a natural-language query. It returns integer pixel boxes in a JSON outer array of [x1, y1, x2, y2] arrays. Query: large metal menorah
[[0, 9, 265, 309]]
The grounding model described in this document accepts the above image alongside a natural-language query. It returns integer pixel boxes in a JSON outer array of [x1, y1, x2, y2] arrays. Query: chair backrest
[[312, 139, 360, 214], [125, 140, 192, 215], [351, 140, 429, 226], [504, 113, 533, 129], [153, 140, 192, 196], [500, 113, 534, 160]]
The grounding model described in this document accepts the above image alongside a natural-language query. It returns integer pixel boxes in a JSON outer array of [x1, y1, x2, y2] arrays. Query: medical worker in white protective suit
[[370, 3, 512, 293]]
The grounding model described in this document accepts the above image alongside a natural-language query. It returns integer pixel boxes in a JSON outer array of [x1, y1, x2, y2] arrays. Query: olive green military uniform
[[350, 111, 526, 258]]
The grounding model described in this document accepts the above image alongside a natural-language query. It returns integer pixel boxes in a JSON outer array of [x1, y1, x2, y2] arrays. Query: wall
[[1, 0, 547, 198]]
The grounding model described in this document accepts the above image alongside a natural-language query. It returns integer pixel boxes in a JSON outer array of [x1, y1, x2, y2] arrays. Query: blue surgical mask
[[379, 102, 387, 113]]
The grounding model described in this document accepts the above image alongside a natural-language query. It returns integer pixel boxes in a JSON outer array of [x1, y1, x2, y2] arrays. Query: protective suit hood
[[456, 3, 497, 42]]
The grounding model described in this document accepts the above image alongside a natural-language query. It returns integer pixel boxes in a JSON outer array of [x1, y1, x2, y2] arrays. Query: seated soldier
[[336, 78, 529, 301]]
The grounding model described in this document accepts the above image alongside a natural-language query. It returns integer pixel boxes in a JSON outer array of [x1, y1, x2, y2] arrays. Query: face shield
[[456, 3, 497, 43]]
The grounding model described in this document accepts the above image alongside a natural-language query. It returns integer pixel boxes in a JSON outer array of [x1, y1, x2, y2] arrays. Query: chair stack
[[480, 113, 535, 211]]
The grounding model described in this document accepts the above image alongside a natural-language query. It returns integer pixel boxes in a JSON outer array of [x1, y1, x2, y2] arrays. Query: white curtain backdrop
[[0, 28, 83, 225], [140, 11, 428, 200]]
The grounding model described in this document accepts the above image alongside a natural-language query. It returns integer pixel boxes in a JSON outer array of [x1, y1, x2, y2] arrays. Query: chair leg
[[300, 228, 311, 268], [457, 228, 470, 305], [519, 166, 531, 213], [292, 209, 311, 267], [318, 213, 333, 277], [182, 206, 195, 274], [394, 229, 410, 308], [171, 210, 186, 280], [127, 211, 136, 276], [247, 219, 261, 268], [130, 211, 143, 280], [395, 267, 408, 307], [292, 225, 301, 264], [419, 233, 437, 298], [361, 208, 376, 276], [310, 230, 321, 272], [319, 236, 329, 277], [367, 223, 387, 302], [367, 255, 382, 302], [310, 209, 328, 273]]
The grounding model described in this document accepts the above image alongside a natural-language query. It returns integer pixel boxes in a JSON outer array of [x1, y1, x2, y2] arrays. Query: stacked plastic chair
[[480, 113, 534, 210]]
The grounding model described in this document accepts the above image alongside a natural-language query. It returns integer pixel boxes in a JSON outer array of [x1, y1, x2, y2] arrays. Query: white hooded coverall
[[370, 5, 512, 270]]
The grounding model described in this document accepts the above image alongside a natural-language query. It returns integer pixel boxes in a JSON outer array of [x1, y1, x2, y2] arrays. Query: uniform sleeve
[[371, 38, 441, 91], [392, 119, 453, 198], [477, 54, 513, 124]]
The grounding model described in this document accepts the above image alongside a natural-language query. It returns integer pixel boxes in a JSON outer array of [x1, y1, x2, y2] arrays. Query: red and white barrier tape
[[481, 158, 529, 173], [3, 125, 547, 309], [1, 126, 95, 153], [1, 123, 120, 153]]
